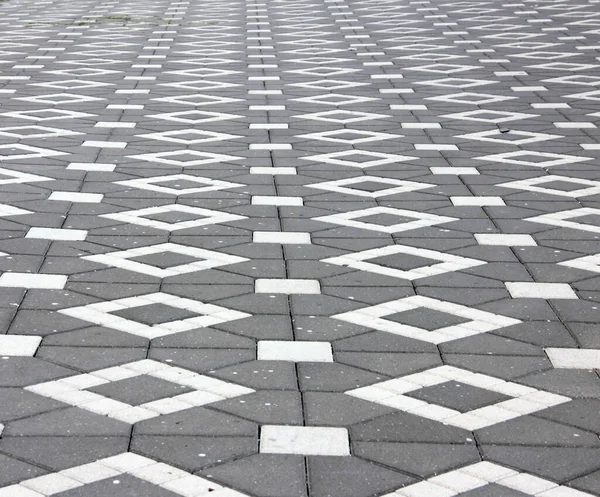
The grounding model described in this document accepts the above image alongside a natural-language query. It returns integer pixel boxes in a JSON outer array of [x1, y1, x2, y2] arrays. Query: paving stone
[[352, 442, 481, 478], [4, 407, 130, 437], [476, 416, 600, 447], [130, 435, 258, 473], [1, 0, 600, 493], [0, 454, 48, 488], [307, 456, 414, 497], [211, 391, 304, 425], [482, 446, 600, 482], [134, 407, 257, 437], [0, 436, 129, 472], [198, 454, 307, 497]]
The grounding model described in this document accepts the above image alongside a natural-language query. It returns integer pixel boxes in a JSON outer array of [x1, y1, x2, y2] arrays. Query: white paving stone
[[258, 341, 334, 362], [505, 282, 578, 299], [253, 232, 311, 244], [545, 348, 600, 369], [255, 279, 321, 294], [0, 273, 67, 289], [260, 426, 350, 456], [0, 335, 42, 356]]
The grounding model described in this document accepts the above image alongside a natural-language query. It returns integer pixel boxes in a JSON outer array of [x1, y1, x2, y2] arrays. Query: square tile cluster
[[25, 359, 255, 424], [383, 461, 595, 497], [59, 292, 250, 339], [83, 243, 248, 278], [333, 296, 521, 344], [0, 452, 249, 497], [347, 365, 570, 430]]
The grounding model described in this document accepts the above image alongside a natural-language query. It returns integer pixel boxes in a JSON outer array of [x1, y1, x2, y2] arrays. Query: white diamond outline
[[24, 359, 255, 424], [526, 207, 600, 234], [0, 125, 84, 139], [314, 206, 457, 234], [136, 129, 241, 144], [348, 365, 569, 430], [0, 451, 251, 497], [303, 150, 416, 168], [478, 150, 592, 168], [297, 129, 401, 144], [58, 292, 251, 339], [323, 244, 487, 280], [0, 143, 67, 160], [558, 253, 600, 274], [82, 242, 249, 278], [0, 167, 53, 185], [127, 150, 242, 167], [294, 109, 390, 123], [333, 295, 521, 344], [500, 175, 600, 198], [309, 176, 432, 198], [115, 174, 244, 196], [382, 461, 595, 497], [148, 110, 243, 124], [458, 129, 560, 145], [101, 204, 246, 232]]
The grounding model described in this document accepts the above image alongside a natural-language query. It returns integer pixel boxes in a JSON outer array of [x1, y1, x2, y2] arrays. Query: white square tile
[[26, 227, 87, 241], [505, 282, 578, 299], [48, 192, 104, 203], [255, 279, 321, 294], [251, 196, 303, 206], [0, 273, 67, 289], [258, 341, 333, 362], [474, 234, 537, 246], [82, 141, 127, 148], [0, 335, 42, 356], [250, 167, 297, 175], [253, 232, 311, 244], [451, 196, 505, 206], [545, 348, 600, 369], [67, 163, 115, 172], [260, 425, 350, 456]]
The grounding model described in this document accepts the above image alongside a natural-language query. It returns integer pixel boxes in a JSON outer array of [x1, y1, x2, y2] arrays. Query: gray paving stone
[[0, 388, 64, 422], [0, 436, 129, 472], [134, 407, 257, 437], [567, 469, 600, 495], [4, 407, 130, 437], [307, 456, 414, 497], [130, 435, 257, 473], [304, 392, 396, 427], [482, 446, 600, 482], [55, 474, 181, 497], [353, 442, 481, 478], [211, 391, 304, 425], [351, 412, 474, 444], [199, 454, 307, 497], [0, 454, 48, 487], [477, 416, 600, 447]]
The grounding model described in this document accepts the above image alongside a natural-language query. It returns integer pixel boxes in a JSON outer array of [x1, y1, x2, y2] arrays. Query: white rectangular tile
[[255, 279, 321, 294]]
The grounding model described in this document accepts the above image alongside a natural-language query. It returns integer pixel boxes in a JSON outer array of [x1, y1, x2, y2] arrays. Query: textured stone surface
[[0, 0, 599, 495]]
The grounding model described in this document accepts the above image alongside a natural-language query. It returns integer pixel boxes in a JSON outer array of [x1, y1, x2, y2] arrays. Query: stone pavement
[[0, 0, 599, 494]]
